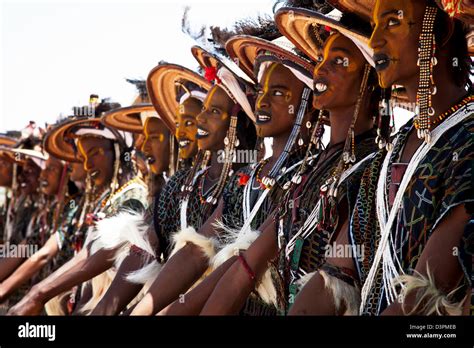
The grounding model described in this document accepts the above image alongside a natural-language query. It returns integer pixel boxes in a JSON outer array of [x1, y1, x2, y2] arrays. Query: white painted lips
[[197, 128, 209, 137], [179, 139, 191, 147], [315, 83, 328, 93]]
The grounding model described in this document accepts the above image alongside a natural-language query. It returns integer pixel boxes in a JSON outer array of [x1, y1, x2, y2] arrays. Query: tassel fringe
[[320, 269, 361, 315], [170, 226, 217, 260], [395, 268, 464, 316]]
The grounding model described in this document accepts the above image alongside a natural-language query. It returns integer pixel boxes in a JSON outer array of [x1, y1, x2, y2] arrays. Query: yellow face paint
[[77, 139, 90, 171], [142, 117, 151, 152], [314, 34, 338, 75], [203, 86, 218, 110], [256, 63, 279, 109]]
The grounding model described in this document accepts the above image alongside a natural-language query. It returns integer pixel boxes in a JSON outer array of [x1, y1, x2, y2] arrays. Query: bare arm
[[0, 240, 28, 282], [289, 220, 353, 315], [200, 217, 277, 315], [8, 245, 116, 315], [382, 204, 470, 315], [159, 255, 238, 316], [130, 201, 224, 316], [0, 235, 59, 302], [91, 250, 152, 315]]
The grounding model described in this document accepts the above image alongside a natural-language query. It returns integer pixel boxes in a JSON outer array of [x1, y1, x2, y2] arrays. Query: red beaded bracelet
[[237, 254, 255, 281]]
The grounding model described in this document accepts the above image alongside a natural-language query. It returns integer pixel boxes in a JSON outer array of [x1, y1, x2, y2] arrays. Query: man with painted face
[[357, 0, 473, 316], [0, 154, 78, 304], [84, 64, 214, 315], [128, 54, 259, 316], [80, 86, 177, 315], [0, 137, 45, 284], [0, 136, 18, 243], [291, 0, 473, 316], [172, 5, 385, 313], [8, 100, 149, 315], [133, 38, 317, 316]]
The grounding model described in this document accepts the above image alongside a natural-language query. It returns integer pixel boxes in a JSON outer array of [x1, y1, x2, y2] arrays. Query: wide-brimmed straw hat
[[275, 7, 375, 67], [101, 104, 161, 134], [191, 46, 257, 122], [225, 35, 315, 89], [147, 63, 211, 133], [326, 0, 473, 54]]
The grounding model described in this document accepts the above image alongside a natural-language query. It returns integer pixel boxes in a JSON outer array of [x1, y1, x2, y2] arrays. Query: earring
[[414, 5, 437, 144]]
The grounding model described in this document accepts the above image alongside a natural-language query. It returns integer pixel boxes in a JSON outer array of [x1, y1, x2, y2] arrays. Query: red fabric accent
[[238, 254, 255, 281], [204, 66, 221, 84], [237, 173, 250, 186], [388, 163, 409, 206]]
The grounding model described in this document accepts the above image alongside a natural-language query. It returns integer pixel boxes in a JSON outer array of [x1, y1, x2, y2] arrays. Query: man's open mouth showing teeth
[[373, 53, 390, 72], [315, 83, 328, 92], [179, 139, 191, 148], [90, 170, 100, 178], [256, 111, 272, 124], [313, 79, 329, 96], [20, 182, 27, 188], [40, 180, 49, 187], [197, 128, 209, 138]]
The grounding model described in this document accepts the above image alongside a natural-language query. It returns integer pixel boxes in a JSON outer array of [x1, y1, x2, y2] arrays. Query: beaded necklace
[[430, 94, 474, 127], [101, 176, 145, 209]]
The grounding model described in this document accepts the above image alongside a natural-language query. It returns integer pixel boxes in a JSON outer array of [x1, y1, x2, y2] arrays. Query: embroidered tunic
[[352, 109, 474, 315], [153, 168, 219, 261], [276, 131, 377, 313], [217, 146, 307, 315]]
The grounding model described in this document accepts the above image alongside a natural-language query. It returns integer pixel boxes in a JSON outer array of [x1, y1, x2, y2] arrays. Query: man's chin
[[378, 70, 396, 89]]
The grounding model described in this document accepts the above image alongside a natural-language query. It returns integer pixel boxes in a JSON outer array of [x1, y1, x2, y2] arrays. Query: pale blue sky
[[1, 0, 275, 132]]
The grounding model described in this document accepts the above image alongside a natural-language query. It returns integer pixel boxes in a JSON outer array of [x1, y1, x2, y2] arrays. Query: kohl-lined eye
[[212, 108, 220, 115], [335, 57, 345, 65], [388, 18, 400, 27], [316, 55, 324, 64], [175, 122, 180, 128], [273, 90, 283, 96], [185, 121, 193, 127]]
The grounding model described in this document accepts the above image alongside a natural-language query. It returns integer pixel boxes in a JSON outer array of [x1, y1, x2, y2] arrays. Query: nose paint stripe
[[256, 63, 279, 109], [314, 34, 339, 77], [77, 139, 90, 171], [203, 86, 218, 111]]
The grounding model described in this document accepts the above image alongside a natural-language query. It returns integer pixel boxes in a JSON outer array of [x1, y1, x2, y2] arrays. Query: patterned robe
[[352, 109, 474, 315]]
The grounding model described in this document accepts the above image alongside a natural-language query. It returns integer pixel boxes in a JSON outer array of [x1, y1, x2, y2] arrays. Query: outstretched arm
[[0, 240, 28, 282], [0, 235, 59, 303], [159, 256, 238, 315], [130, 201, 224, 316], [91, 248, 153, 315], [199, 216, 277, 315], [8, 245, 116, 315]]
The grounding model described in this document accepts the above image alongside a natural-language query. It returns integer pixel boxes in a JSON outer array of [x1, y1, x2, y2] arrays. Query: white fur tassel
[[126, 259, 162, 288], [77, 269, 115, 315], [169, 226, 217, 260], [295, 271, 317, 290], [395, 268, 464, 316], [86, 211, 155, 269], [211, 220, 277, 306], [320, 269, 361, 315], [45, 291, 72, 316]]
